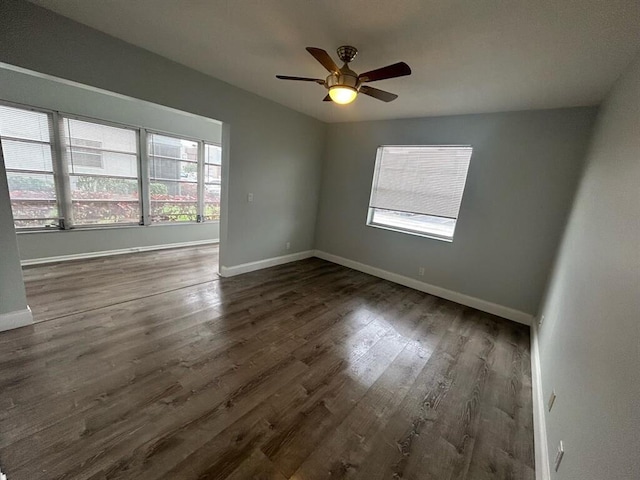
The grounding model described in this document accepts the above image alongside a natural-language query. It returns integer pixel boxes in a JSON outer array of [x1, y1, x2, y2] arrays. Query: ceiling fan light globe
[[329, 86, 357, 104]]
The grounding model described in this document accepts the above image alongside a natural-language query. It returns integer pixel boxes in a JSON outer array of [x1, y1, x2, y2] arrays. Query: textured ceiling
[[29, 0, 640, 123]]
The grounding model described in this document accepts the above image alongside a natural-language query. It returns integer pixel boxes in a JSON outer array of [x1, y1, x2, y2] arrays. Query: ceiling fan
[[276, 46, 411, 105]]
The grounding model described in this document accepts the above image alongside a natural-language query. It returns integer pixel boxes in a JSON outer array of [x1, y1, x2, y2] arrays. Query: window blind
[[370, 146, 472, 219]]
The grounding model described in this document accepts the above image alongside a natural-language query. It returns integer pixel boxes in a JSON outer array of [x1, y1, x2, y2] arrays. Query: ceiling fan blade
[[358, 62, 411, 83], [276, 75, 325, 84], [323, 94, 332, 102], [306, 47, 340, 74], [359, 85, 398, 102]]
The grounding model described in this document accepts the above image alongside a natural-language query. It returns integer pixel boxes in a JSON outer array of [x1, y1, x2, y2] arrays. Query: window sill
[[366, 222, 454, 243], [16, 221, 220, 234], [149, 221, 219, 227]]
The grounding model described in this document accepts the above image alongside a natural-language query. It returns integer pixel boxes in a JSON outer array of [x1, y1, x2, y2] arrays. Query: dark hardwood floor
[[22, 245, 219, 323], [0, 245, 534, 479]]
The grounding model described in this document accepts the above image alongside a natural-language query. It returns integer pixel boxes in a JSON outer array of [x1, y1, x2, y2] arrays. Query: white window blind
[[368, 145, 472, 240], [370, 146, 472, 219]]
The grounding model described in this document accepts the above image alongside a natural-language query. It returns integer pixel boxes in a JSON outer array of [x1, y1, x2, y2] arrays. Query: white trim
[[313, 250, 533, 325], [217, 122, 231, 273], [0, 306, 33, 332], [20, 239, 218, 266], [365, 221, 454, 242], [531, 320, 551, 480], [219, 250, 315, 277]]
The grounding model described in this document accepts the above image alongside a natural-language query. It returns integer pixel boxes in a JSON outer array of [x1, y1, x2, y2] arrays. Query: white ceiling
[[29, 0, 640, 123]]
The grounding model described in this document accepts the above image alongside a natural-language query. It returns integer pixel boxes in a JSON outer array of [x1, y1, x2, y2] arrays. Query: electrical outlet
[[418, 267, 425, 276], [554, 441, 565, 472], [548, 390, 556, 412], [247, 193, 254, 202], [286, 242, 290, 250], [539, 314, 545, 325]]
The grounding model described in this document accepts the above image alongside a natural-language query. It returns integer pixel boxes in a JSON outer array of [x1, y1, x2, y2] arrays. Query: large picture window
[[0, 102, 222, 230], [367, 145, 473, 241]]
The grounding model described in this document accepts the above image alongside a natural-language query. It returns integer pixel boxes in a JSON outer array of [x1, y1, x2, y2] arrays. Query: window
[[0, 105, 60, 229], [0, 102, 222, 231], [204, 143, 221, 221], [63, 118, 140, 225], [148, 133, 200, 223], [367, 145, 473, 241]]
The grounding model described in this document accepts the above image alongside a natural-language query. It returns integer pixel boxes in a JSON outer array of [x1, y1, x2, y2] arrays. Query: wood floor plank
[[291, 311, 448, 480], [224, 449, 288, 480], [0, 245, 535, 480]]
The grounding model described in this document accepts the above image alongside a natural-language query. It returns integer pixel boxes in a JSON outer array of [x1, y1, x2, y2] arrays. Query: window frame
[[366, 145, 473, 242], [146, 130, 202, 224], [61, 113, 143, 228], [203, 142, 222, 222], [0, 101, 63, 231], [0, 100, 221, 232]]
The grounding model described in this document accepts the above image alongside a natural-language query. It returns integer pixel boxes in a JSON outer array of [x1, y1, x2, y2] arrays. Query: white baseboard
[[0, 306, 33, 332], [20, 239, 218, 266], [531, 320, 551, 480], [313, 250, 533, 326], [219, 250, 315, 277]]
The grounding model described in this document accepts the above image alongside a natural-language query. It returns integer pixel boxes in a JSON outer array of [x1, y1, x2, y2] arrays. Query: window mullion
[[139, 128, 151, 226], [51, 112, 74, 229], [197, 140, 205, 222]]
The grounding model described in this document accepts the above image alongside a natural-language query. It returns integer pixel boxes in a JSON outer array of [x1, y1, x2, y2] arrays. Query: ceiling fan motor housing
[[326, 68, 359, 91]]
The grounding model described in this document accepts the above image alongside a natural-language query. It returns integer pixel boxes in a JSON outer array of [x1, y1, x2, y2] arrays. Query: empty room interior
[[0, 1, 638, 479]]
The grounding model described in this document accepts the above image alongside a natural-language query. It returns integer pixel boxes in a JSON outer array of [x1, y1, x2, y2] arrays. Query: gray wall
[[0, 0, 325, 268], [0, 66, 222, 143], [17, 224, 218, 261], [0, 66, 221, 261], [315, 108, 598, 314], [0, 144, 28, 315], [536, 55, 640, 480]]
